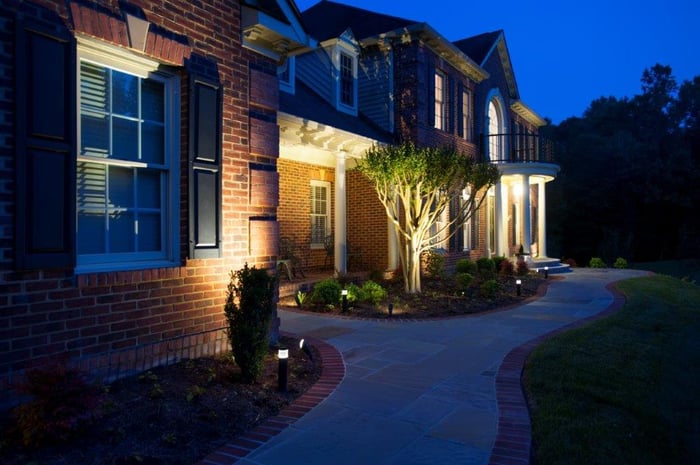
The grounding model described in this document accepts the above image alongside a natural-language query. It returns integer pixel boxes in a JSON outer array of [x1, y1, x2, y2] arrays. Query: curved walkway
[[198, 268, 648, 465]]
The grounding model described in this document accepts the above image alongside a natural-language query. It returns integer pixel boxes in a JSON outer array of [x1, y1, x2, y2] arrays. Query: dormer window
[[340, 52, 354, 106], [277, 56, 295, 94], [333, 44, 357, 114]]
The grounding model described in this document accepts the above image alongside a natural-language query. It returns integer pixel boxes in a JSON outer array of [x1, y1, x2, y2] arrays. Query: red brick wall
[[347, 169, 388, 272], [277, 158, 335, 271], [0, 0, 281, 395]]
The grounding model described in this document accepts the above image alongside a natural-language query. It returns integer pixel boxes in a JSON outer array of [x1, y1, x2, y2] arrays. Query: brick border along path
[[488, 282, 628, 465]]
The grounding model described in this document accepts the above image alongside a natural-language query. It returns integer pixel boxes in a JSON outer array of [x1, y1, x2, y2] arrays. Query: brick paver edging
[[195, 333, 345, 465], [488, 281, 629, 465]]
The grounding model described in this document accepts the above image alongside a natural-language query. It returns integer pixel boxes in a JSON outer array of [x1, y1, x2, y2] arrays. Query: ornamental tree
[[357, 142, 500, 293]]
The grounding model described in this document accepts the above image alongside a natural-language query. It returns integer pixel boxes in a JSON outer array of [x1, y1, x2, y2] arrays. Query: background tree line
[[544, 64, 700, 264]]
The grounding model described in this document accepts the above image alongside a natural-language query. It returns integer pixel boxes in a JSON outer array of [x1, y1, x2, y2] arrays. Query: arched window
[[488, 99, 504, 161]]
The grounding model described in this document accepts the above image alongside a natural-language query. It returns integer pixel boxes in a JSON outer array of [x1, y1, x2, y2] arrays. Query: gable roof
[[301, 0, 417, 42], [301, 0, 488, 82], [452, 30, 502, 66]]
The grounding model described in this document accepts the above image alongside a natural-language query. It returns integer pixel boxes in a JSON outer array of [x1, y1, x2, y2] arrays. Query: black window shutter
[[447, 76, 454, 134], [15, 16, 76, 270], [188, 76, 222, 258]]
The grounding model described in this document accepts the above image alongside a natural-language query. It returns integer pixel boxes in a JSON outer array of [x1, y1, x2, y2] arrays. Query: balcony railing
[[479, 133, 558, 164]]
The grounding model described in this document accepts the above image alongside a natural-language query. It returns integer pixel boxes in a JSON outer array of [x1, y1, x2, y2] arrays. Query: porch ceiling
[[278, 112, 379, 167], [497, 162, 559, 183]]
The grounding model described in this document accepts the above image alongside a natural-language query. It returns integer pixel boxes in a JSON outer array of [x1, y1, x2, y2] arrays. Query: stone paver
[[197, 268, 649, 465]]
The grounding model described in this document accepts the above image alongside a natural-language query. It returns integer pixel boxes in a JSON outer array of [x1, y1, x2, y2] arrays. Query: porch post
[[521, 175, 532, 255], [494, 180, 503, 256], [334, 151, 347, 275], [538, 179, 547, 257]]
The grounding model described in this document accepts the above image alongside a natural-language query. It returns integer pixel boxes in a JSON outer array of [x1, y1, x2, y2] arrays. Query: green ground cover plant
[[524, 274, 700, 465]]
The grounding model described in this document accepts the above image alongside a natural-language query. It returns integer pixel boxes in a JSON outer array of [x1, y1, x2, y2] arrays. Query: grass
[[524, 274, 700, 465], [631, 258, 700, 283]]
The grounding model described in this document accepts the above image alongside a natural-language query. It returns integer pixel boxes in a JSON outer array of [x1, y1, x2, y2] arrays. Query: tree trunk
[[405, 237, 422, 294]]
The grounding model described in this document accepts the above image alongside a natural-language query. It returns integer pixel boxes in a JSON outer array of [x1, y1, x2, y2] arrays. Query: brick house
[[278, 1, 560, 277], [0, 0, 312, 400]]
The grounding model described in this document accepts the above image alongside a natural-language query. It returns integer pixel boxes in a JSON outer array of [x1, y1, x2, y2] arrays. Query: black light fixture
[[341, 289, 348, 313], [516, 279, 522, 296], [278, 347, 288, 392], [544, 266, 549, 279], [388, 303, 393, 318]]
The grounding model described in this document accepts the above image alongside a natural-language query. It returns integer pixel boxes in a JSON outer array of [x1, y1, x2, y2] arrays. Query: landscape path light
[[278, 346, 288, 392], [341, 289, 348, 313], [516, 279, 522, 296]]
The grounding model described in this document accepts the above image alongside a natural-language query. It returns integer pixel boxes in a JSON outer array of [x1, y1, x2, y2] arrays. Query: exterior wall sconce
[[516, 279, 522, 296], [278, 347, 288, 392], [341, 289, 348, 313]]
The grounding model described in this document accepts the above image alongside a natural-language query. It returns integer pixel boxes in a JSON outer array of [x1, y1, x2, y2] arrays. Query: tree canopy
[[357, 142, 499, 293], [545, 64, 700, 264]]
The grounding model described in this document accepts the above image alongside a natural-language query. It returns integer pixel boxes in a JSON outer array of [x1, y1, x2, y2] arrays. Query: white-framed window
[[429, 205, 449, 249], [277, 56, 295, 94], [462, 188, 478, 250], [310, 180, 331, 247], [434, 70, 446, 130], [488, 99, 503, 160], [334, 45, 357, 114], [77, 41, 179, 271], [462, 89, 472, 141]]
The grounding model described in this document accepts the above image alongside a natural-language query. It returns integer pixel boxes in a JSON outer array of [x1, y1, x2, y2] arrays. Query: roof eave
[[242, 2, 317, 61], [511, 100, 547, 127], [361, 23, 489, 82]]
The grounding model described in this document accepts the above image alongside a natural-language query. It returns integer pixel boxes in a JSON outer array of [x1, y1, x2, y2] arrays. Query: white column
[[494, 180, 503, 257], [499, 182, 508, 256], [521, 175, 531, 255], [538, 179, 547, 258], [334, 152, 347, 275]]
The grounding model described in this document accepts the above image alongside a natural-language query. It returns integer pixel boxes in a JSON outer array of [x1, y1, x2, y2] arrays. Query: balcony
[[479, 133, 558, 165]]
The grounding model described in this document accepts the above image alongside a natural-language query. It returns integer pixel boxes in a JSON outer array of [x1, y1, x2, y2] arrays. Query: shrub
[[455, 272, 474, 291], [499, 259, 515, 276], [455, 258, 477, 274], [480, 279, 501, 298], [476, 257, 495, 273], [589, 257, 607, 268], [224, 264, 275, 383], [563, 257, 578, 267], [311, 278, 341, 306], [425, 248, 446, 279], [12, 365, 103, 447], [516, 260, 529, 276], [613, 257, 628, 269], [345, 282, 365, 304], [361, 280, 387, 305], [492, 256, 507, 273]]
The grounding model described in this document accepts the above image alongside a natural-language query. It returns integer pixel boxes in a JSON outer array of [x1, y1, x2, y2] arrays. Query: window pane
[[110, 211, 134, 252], [81, 113, 109, 157], [112, 70, 139, 117], [142, 122, 164, 164], [113, 117, 138, 161], [109, 166, 133, 208], [80, 62, 109, 114], [77, 212, 105, 254], [138, 212, 161, 251], [77, 162, 107, 211], [142, 79, 164, 121], [138, 170, 161, 209]]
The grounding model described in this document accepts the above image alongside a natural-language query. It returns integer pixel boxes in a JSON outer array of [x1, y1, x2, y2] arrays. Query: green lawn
[[524, 275, 700, 465], [632, 259, 700, 283]]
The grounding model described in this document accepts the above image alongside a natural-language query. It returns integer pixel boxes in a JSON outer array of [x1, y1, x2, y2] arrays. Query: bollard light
[[544, 266, 549, 279], [341, 289, 348, 313], [278, 347, 288, 392], [388, 303, 393, 318], [516, 279, 522, 296]]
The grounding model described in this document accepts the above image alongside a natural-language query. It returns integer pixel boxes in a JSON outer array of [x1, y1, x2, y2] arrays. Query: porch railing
[[479, 133, 558, 164]]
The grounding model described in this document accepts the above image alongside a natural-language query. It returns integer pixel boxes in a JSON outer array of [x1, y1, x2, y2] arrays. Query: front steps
[[529, 257, 572, 274]]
